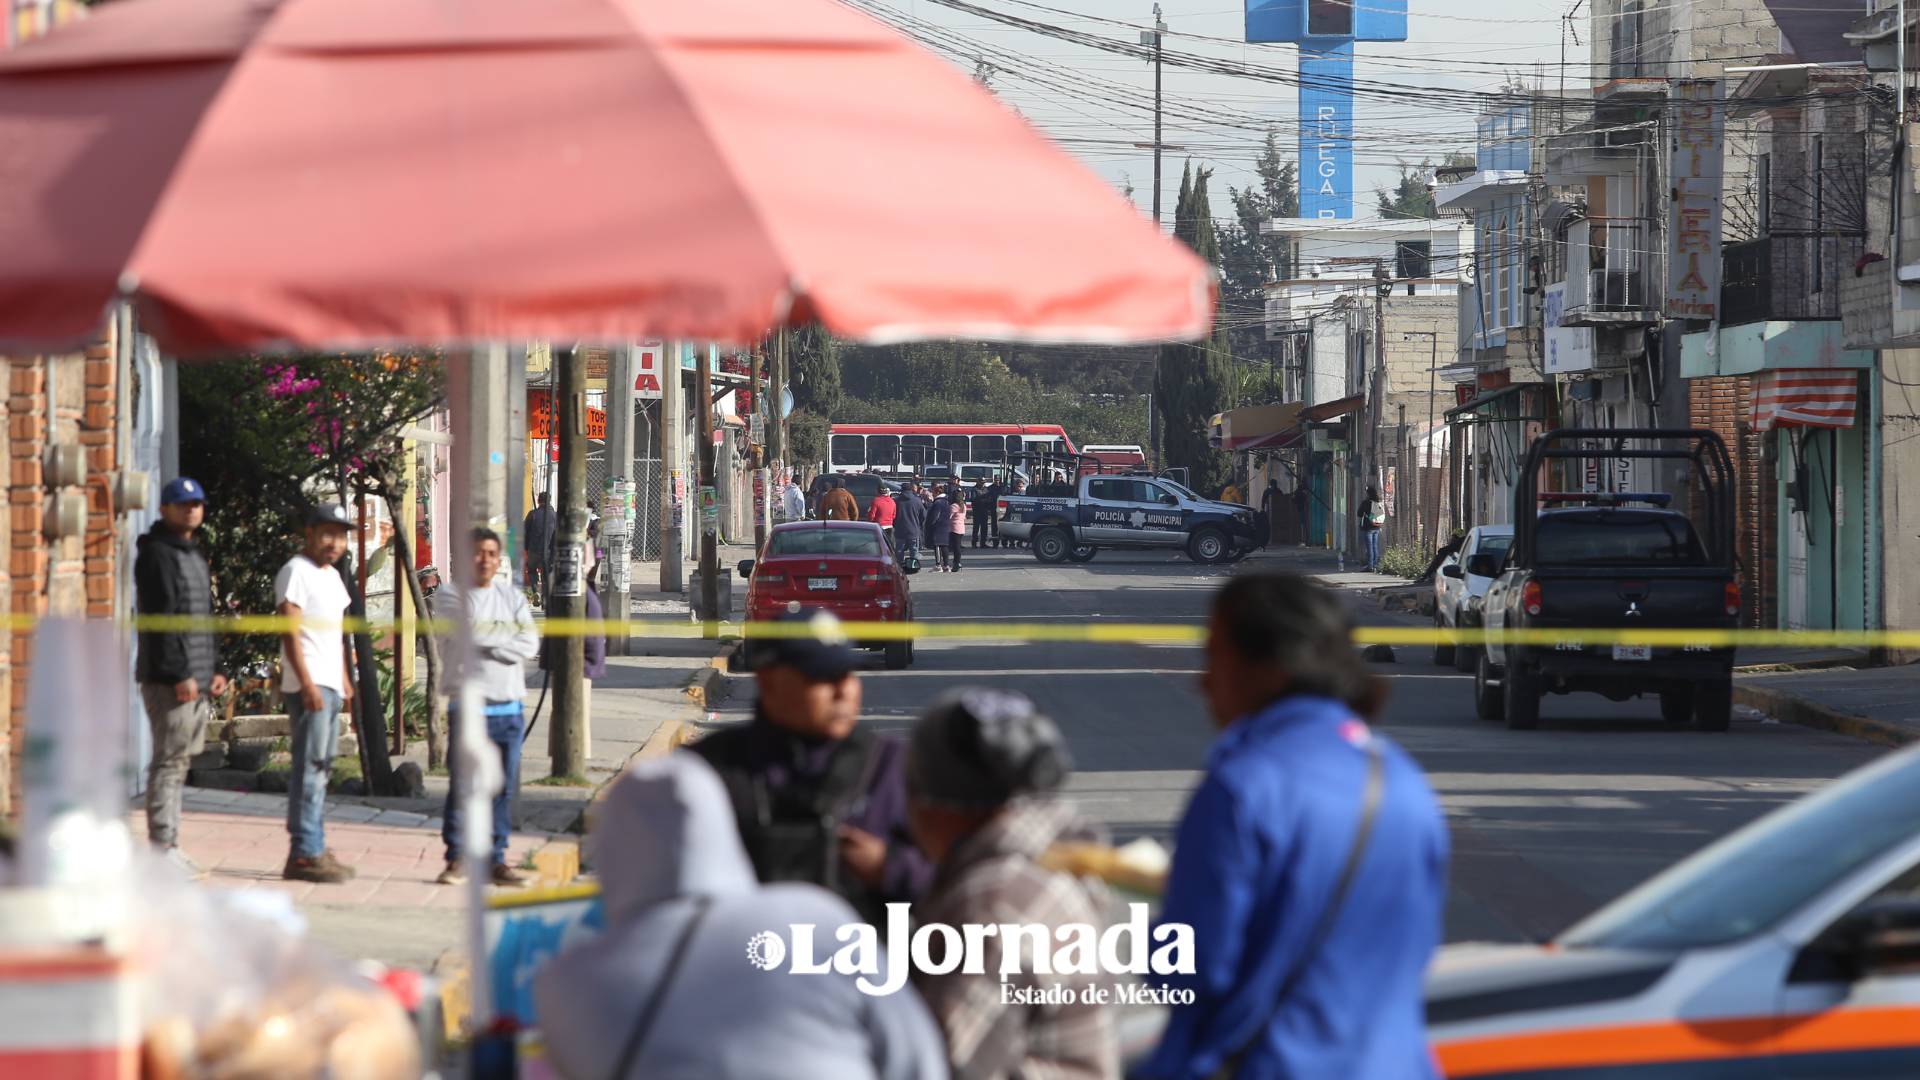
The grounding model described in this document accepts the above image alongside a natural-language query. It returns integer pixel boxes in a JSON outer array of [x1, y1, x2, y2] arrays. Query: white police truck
[[997, 473, 1260, 564]]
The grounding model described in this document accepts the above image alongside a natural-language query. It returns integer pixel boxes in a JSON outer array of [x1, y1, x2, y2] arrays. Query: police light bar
[[1539, 492, 1674, 508]]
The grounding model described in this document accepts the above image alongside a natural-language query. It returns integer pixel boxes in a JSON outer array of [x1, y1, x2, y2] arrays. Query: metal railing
[[1563, 216, 1655, 319], [1722, 237, 1850, 325]]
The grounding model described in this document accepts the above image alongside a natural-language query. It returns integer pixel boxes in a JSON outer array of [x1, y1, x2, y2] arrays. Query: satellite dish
[[781, 388, 794, 417]]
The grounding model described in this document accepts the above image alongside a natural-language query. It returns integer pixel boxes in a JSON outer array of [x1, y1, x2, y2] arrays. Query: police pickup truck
[[1477, 428, 1741, 732], [997, 473, 1260, 564]]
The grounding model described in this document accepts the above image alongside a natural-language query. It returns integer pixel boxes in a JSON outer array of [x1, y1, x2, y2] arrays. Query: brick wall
[[1689, 375, 1775, 627], [1, 342, 119, 812]]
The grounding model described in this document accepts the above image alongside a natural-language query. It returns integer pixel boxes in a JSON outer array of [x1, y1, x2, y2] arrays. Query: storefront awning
[[1444, 383, 1537, 424], [1752, 370, 1860, 432], [1299, 394, 1365, 423], [1215, 402, 1306, 451]]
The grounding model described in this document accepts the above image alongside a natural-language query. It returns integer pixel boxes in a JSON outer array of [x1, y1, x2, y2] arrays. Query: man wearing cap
[[685, 610, 930, 924], [904, 688, 1118, 1080], [275, 503, 358, 884], [134, 477, 228, 875]]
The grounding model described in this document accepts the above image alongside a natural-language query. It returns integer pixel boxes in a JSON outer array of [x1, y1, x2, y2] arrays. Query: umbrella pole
[[446, 347, 505, 1033]]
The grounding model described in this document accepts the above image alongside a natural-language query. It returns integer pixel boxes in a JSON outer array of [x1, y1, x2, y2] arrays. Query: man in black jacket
[[133, 478, 227, 872], [686, 610, 931, 924], [522, 492, 557, 599]]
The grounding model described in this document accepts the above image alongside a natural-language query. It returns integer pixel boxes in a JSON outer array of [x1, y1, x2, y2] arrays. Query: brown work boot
[[284, 852, 353, 884], [490, 863, 529, 888], [436, 861, 468, 885]]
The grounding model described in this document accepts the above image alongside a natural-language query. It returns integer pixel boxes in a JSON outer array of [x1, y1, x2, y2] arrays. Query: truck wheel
[[1695, 681, 1733, 732], [1431, 615, 1455, 667], [1503, 662, 1540, 730], [1454, 641, 1477, 673], [884, 640, 912, 670], [1187, 527, 1228, 564], [1033, 527, 1072, 564], [1475, 652, 1503, 721], [1659, 688, 1694, 726], [1067, 545, 1098, 563]]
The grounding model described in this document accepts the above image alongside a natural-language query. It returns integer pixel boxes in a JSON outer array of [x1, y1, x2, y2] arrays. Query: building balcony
[[1560, 216, 1658, 326], [1721, 237, 1844, 327]]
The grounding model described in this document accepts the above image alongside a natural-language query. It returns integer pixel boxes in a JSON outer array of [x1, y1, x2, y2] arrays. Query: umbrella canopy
[[0, 0, 1211, 355]]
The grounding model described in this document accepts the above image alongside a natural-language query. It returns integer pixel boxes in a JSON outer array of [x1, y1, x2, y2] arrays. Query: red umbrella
[[0, 0, 1211, 354]]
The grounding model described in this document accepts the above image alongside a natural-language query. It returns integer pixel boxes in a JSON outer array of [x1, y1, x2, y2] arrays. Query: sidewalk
[[134, 553, 743, 970], [1734, 665, 1920, 747]]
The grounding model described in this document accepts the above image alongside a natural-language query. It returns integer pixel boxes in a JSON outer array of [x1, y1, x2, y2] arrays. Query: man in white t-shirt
[[276, 502, 356, 884]]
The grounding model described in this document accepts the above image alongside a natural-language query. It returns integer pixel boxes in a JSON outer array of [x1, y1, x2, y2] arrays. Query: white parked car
[[1429, 739, 1920, 1078], [1433, 524, 1513, 671]]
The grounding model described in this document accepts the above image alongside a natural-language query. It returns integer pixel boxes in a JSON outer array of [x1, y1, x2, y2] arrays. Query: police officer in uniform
[[686, 611, 931, 922]]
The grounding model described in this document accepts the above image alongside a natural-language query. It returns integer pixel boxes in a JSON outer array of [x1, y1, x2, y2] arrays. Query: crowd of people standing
[[536, 575, 1447, 1080], [776, 469, 1031, 575]]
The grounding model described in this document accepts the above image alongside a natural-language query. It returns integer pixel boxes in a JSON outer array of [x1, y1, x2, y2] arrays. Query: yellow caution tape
[[25, 611, 1917, 649]]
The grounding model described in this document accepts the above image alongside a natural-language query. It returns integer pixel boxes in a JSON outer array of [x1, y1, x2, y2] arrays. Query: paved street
[[710, 544, 1889, 945]]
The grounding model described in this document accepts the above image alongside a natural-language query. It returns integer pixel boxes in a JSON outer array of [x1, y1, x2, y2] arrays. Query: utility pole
[[1367, 264, 1390, 564], [660, 342, 685, 594], [768, 328, 787, 481], [696, 345, 720, 638], [604, 345, 635, 656], [549, 344, 588, 779], [1141, 4, 1167, 470], [1142, 3, 1165, 227], [751, 343, 767, 554]]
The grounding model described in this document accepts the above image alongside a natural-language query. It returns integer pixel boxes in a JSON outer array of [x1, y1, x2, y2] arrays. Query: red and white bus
[[828, 423, 1076, 476]]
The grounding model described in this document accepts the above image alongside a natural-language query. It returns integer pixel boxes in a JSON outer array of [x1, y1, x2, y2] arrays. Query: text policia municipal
[[745, 903, 1196, 999]]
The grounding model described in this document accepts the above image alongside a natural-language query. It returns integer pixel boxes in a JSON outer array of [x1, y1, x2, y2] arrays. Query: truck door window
[[1139, 482, 1173, 504], [1087, 479, 1130, 502]]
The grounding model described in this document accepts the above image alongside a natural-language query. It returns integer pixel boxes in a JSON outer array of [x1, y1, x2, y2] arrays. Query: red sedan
[[737, 521, 915, 668]]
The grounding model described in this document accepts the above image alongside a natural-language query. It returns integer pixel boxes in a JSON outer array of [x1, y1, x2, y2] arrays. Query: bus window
[[972, 435, 1004, 461], [938, 435, 970, 462], [868, 435, 900, 469], [830, 435, 866, 468], [901, 435, 934, 469], [1005, 435, 1024, 459]]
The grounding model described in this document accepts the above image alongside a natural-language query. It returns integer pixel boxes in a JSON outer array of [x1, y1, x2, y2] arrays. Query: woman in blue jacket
[[1141, 573, 1449, 1080]]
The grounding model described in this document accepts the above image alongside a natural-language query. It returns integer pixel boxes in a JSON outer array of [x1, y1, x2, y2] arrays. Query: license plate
[[1612, 644, 1650, 661], [807, 577, 838, 591]]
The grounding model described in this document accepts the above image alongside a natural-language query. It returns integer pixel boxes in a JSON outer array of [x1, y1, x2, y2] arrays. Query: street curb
[[1733, 683, 1918, 748], [685, 642, 739, 710]]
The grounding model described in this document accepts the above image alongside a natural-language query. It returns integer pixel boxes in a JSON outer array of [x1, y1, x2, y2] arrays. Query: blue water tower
[[1245, 0, 1408, 220]]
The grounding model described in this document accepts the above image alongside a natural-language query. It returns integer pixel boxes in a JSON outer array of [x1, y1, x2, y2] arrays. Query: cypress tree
[[1155, 164, 1231, 494]]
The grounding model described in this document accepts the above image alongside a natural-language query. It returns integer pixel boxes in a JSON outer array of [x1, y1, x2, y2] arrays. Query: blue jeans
[[1364, 526, 1382, 570], [442, 706, 524, 866], [287, 687, 343, 859]]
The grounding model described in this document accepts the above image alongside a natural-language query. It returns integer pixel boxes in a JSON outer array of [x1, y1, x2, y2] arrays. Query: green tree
[[787, 324, 842, 417], [1374, 155, 1470, 220], [1154, 163, 1232, 494], [1220, 128, 1300, 363], [179, 354, 445, 779]]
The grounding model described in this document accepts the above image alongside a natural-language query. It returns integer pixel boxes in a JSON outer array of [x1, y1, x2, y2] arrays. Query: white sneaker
[[163, 847, 208, 881]]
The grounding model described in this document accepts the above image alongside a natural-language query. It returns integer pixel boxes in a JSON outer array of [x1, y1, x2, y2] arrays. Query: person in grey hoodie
[[434, 527, 540, 887], [535, 754, 950, 1080]]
